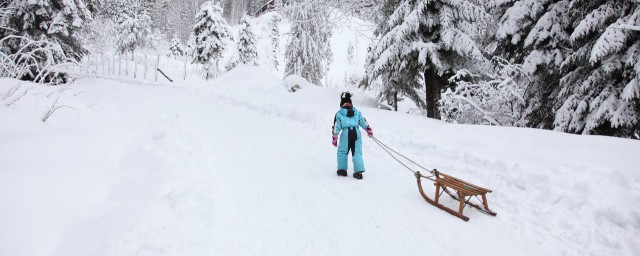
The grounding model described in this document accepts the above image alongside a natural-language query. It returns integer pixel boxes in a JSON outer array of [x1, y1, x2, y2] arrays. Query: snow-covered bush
[[440, 58, 529, 126], [0, 35, 75, 84], [190, 1, 230, 80], [283, 74, 313, 92]]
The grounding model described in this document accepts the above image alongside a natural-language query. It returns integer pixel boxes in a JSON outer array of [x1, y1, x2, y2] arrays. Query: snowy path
[[1, 68, 639, 255]]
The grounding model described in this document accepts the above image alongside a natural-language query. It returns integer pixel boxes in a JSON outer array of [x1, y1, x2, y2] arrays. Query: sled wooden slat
[[439, 172, 492, 193], [437, 177, 479, 195], [415, 169, 496, 221]]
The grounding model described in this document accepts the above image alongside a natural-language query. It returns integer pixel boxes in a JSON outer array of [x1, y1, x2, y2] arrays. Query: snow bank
[[283, 74, 311, 92]]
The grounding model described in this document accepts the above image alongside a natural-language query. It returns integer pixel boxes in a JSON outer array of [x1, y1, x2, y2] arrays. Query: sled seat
[[415, 169, 496, 221]]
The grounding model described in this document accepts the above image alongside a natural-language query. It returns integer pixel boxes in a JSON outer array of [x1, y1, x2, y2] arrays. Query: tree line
[[364, 0, 640, 138]]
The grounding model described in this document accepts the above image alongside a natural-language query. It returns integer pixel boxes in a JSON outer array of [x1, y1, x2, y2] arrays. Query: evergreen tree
[[283, 0, 333, 86], [169, 35, 185, 58], [191, 0, 230, 80], [269, 13, 282, 70], [489, 0, 572, 128], [147, 28, 165, 51], [238, 15, 259, 66], [115, 8, 152, 55], [0, 0, 98, 61], [554, 0, 640, 137], [365, 0, 490, 118]]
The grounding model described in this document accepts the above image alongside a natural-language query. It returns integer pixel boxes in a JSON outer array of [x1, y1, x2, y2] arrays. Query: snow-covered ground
[[1, 66, 639, 256]]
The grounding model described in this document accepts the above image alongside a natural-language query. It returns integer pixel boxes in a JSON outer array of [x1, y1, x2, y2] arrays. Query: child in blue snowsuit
[[332, 92, 373, 179]]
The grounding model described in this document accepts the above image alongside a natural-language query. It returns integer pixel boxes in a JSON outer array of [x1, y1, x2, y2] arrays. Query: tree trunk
[[125, 53, 129, 77], [394, 90, 398, 112], [118, 55, 122, 75], [424, 67, 441, 119], [134, 52, 138, 79], [144, 54, 148, 79]]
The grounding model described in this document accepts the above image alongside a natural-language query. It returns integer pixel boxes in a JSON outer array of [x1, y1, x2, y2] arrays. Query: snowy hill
[[1, 66, 639, 256]]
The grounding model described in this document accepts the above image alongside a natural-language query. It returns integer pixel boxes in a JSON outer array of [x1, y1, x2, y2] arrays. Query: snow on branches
[[169, 36, 185, 58], [554, 0, 640, 137], [269, 14, 282, 70], [283, 0, 333, 86], [0, 0, 96, 82], [190, 1, 230, 80], [115, 9, 152, 55], [238, 15, 259, 66], [440, 58, 529, 126], [365, 0, 490, 116]]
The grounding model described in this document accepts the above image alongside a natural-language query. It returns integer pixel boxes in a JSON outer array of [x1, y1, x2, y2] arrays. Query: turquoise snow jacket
[[332, 107, 369, 136]]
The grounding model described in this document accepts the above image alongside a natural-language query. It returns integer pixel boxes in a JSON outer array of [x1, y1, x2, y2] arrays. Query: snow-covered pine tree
[[269, 14, 282, 70], [147, 28, 165, 51], [554, 0, 640, 137], [361, 0, 402, 110], [238, 15, 259, 66], [169, 35, 185, 58], [191, 0, 230, 80], [0, 0, 97, 62], [283, 0, 333, 86], [489, 0, 572, 128], [115, 7, 152, 55], [84, 17, 116, 57], [365, 0, 490, 118]]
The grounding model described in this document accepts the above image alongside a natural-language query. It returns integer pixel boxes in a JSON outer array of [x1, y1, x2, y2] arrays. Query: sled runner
[[415, 169, 496, 221]]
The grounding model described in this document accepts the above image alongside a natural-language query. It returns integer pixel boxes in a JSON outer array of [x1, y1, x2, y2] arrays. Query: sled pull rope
[[371, 137, 433, 175]]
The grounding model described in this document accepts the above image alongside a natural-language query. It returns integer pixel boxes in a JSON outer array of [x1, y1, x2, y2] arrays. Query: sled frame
[[415, 170, 496, 221]]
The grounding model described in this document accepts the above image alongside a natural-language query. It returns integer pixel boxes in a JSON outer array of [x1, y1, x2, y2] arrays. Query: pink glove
[[366, 127, 373, 138], [332, 135, 338, 147]]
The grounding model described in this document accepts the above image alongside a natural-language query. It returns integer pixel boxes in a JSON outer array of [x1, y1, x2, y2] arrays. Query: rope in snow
[[371, 137, 433, 175]]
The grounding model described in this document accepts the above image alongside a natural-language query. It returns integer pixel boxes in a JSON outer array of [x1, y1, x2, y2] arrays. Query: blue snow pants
[[337, 127, 364, 172]]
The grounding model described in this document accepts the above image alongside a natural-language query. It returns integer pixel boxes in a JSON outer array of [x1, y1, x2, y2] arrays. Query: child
[[332, 92, 373, 179]]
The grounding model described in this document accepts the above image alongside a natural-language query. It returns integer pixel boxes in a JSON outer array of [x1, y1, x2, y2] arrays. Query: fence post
[[144, 53, 148, 80], [133, 52, 138, 79], [155, 54, 159, 82], [111, 53, 115, 75], [125, 53, 129, 77], [118, 55, 122, 75], [183, 56, 187, 81]]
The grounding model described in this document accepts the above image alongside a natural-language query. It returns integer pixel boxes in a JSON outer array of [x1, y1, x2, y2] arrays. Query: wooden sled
[[415, 169, 496, 221]]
